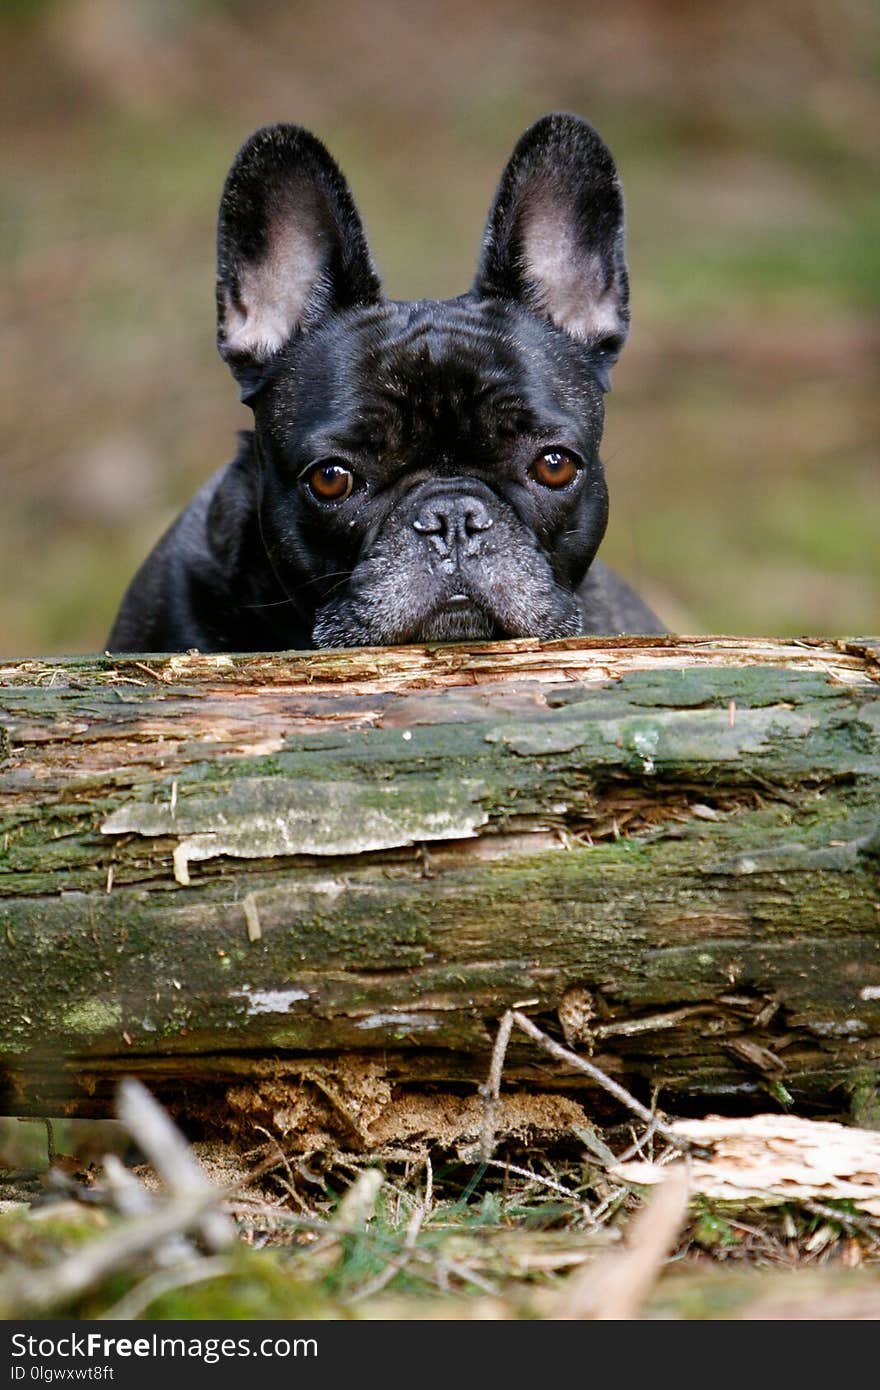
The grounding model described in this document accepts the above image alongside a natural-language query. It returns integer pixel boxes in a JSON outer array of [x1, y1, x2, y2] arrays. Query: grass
[[3, 1120, 879, 1320]]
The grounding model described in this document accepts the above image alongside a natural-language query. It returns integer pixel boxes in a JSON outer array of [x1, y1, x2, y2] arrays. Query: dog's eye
[[531, 450, 580, 488], [306, 462, 354, 502]]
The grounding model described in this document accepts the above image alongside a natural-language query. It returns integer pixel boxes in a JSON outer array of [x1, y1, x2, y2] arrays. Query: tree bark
[[1, 636, 878, 1126]]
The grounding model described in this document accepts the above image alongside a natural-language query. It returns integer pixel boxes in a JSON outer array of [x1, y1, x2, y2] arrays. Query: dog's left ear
[[216, 124, 382, 399], [473, 113, 629, 384]]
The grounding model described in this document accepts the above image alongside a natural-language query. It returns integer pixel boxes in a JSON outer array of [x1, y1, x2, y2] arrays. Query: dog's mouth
[[416, 591, 502, 642], [310, 521, 584, 648]]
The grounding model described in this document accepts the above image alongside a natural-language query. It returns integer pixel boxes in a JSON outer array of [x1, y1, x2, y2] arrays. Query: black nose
[[413, 494, 493, 556]]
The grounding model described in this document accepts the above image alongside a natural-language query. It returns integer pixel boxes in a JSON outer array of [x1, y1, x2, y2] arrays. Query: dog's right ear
[[216, 125, 382, 399]]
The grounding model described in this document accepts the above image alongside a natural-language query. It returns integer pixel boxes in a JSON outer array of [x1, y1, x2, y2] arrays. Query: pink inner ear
[[223, 198, 326, 360], [521, 198, 624, 344]]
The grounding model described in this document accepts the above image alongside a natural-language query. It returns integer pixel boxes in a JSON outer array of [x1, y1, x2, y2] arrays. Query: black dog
[[107, 113, 662, 653]]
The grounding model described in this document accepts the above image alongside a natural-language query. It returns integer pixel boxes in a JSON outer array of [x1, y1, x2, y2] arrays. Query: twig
[[287, 1168, 385, 1274], [103, 1153, 153, 1216], [423, 1154, 433, 1215], [102, 1153, 194, 1265], [571, 1125, 619, 1170], [116, 1078, 235, 1251], [479, 1157, 587, 1205], [225, 1199, 498, 1296], [237, 1132, 298, 1188], [509, 1010, 690, 1151], [131, 661, 164, 683], [614, 1118, 663, 1165], [0, 1189, 230, 1319], [790, 1197, 880, 1247], [348, 1202, 425, 1303], [99, 1255, 234, 1321], [330, 1168, 384, 1230], [414, 1249, 499, 1297], [223, 1200, 330, 1236], [478, 1009, 515, 1159], [551, 1166, 690, 1319]]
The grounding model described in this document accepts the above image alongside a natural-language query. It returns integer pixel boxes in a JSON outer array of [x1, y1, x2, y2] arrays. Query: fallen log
[[0, 636, 878, 1132]]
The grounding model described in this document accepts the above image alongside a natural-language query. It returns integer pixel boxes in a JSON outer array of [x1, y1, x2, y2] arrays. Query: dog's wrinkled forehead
[[363, 303, 539, 454], [269, 297, 605, 460]]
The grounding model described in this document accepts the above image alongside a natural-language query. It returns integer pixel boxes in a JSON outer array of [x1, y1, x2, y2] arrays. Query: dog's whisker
[[239, 598, 297, 612]]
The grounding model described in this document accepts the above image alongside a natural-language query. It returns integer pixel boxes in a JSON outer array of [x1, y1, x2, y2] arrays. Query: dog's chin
[[312, 595, 498, 648], [411, 597, 497, 642], [311, 586, 581, 649]]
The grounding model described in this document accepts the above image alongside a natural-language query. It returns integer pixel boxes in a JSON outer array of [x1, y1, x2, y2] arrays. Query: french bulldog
[[107, 113, 663, 653]]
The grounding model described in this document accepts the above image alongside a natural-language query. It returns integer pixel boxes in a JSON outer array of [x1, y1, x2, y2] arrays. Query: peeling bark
[[1, 635, 878, 1125]]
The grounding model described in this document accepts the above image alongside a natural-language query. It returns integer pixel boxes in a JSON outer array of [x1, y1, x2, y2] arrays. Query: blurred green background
[[1, 0, 877, 656]]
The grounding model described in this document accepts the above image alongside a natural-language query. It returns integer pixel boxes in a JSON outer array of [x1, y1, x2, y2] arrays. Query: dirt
[[196, 1058, 589, 1156]]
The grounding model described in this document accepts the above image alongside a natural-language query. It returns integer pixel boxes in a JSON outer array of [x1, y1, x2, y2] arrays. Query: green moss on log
[[0, 637, 878, 1118]]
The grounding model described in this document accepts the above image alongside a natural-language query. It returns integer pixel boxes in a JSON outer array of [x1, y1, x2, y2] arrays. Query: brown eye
[[307, 462, 354, 502], [531, 450, 580, 489]]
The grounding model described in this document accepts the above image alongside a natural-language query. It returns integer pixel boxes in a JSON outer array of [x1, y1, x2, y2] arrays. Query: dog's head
[[216, 114, 630, 646]]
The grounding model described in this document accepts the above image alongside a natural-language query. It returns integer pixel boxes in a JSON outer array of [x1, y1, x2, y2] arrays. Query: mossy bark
[[1, 636, 878, 1121]]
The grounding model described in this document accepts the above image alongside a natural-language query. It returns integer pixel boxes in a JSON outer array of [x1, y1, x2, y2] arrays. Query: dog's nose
[[412, 495, 493, 556]]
